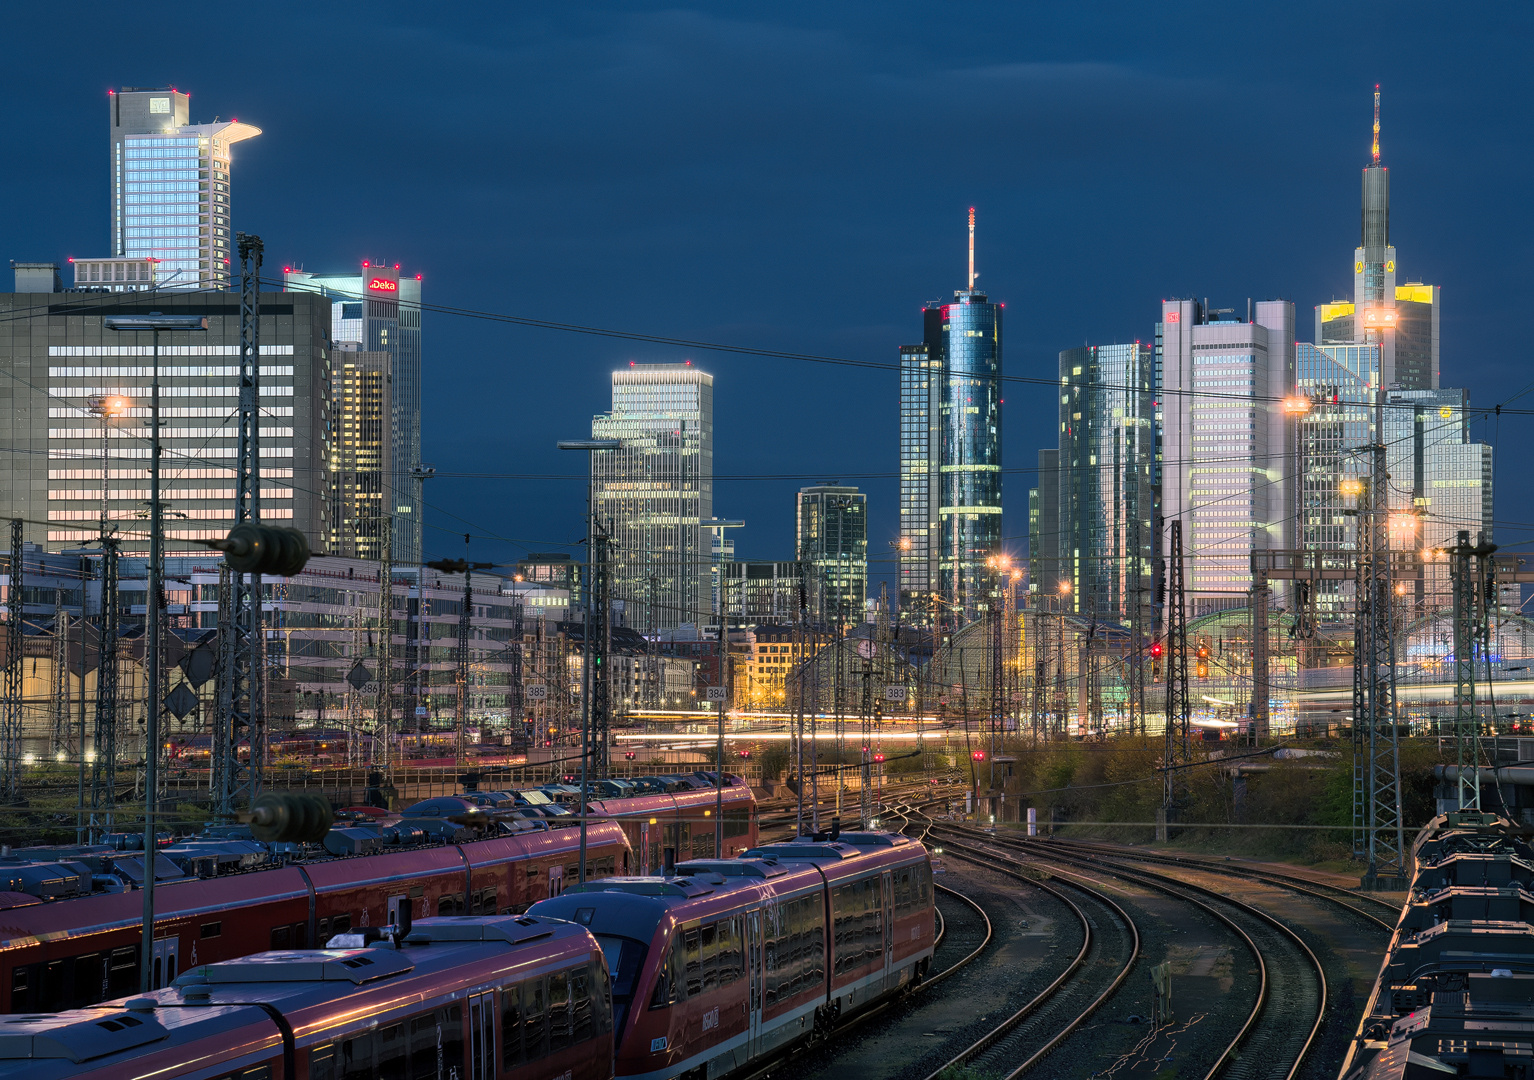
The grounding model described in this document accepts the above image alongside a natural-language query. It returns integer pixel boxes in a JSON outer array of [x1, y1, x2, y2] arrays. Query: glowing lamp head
[[1058, 580, 1071, 595], [1283, 396, 1312, 415], [1340, 479, 1365, 497]]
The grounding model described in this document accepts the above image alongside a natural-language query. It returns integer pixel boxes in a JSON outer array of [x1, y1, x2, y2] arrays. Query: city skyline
[[0, 8, 1528, 598]]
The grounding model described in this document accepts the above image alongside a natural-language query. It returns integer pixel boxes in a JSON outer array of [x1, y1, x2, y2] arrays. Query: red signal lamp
[[971, 751, 986, 761], [1150, 640, 1163, 658]]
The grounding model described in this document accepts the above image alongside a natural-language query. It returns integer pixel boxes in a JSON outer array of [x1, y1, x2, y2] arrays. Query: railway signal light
[[1196, 641, 1211, 660], [1150, 640, 1163, 659], [971, 751, 985, 761], [207, 523, 311, 576], [1196, 661, 1209, 679], [624, 751, 636, 760]]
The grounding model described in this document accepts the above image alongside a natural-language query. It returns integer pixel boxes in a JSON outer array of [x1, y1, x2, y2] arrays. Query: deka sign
[[366, 277, 398, 293]]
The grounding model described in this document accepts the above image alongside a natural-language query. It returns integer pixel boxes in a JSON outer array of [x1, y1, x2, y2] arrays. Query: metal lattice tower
[[51, 601, 70, 757], [1447, 530, 1494, 811], [91, 539, 121, 836], [2, 521, 23, 801], [1163, 520, 1191, 817], [1355, 430, 1407, 889], [214, 233, 265, 818], [373, 513, 393, 771]]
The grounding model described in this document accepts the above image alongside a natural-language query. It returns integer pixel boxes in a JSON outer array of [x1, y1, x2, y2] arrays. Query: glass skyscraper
[[109, 88, 260, 290], [285, 265, 424, 565], [796, 484, 868, 629], [592, 364, 714, 632], [1041, 344, 1157, 626], [901, 289, 1002, 627]]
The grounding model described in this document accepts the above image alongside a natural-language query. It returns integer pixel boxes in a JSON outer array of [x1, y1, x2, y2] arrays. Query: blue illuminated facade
[[923, 289, 1002, 624]]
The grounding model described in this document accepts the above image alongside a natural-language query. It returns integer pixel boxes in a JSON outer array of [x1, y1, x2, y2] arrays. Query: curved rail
[[1037, 835, 1399, 931], [913, 814, 1141, 1080], [941, 823, 1328, 1080]]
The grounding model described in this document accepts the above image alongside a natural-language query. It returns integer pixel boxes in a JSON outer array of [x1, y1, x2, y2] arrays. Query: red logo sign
[[1166, 311, 1181, 323], [367, 277, 397, 293]]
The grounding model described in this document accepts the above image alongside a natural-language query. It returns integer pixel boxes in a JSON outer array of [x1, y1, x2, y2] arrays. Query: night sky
[[3, 3, 1532, 597]]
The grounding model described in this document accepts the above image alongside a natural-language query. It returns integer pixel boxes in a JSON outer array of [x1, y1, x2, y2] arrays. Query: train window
[[440, 1004, 464, 1075], [806, 897, 825, 988], [340, 1033, 371, 1080], [308, 1042, 336, 1080], [522, 976, 548, 1061], [11, 964, 32, 1012], [717, 916, 742, 986], [527, 865, 539, 879], [548, 970, 572, 1052], [683, 924, 702, 997], [408, 1013, 436, 1077], [572, 966, 594, 1042], [271, 925, 291, 950], [331, 915, 352, 937], [592, 959, 613, 1033], [293, 923, 308, 948], [201, 922, 223, 939], [70, 953, 104, 1010], [649, 933, 679, 1008], [376, 1022, 407, 1080], [699, 921, 719, 992], [501, 984, 524, 1065], [108, 947, 138, 998]]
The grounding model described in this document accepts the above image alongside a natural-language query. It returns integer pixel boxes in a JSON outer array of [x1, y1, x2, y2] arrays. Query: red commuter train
[[0, 914, 612, 1080], [0, 818, 632, 1014], [530, 829, 935, 1079], [588, 776, 759, 873]]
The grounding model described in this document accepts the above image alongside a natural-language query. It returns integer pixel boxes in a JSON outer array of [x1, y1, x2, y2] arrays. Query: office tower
[[1290, 342, 1379, 619], [109, 87, 260, 290], [898, 211, 1003, 627], [1316, 90, 1440, 391], [1159, 299, 1295, 615], [1, 265, 331, 551], [1028, 448, 1063, 596], [327, 343, 391, 559], [592, 363, 713, 632], [723, 560, 803, 624], [796, 484, 868, 629], [285, 265, 424, 564], [1048, 343, 1157, 625], [898, 342, 940, 618], [1382, 388, 1493, 616]]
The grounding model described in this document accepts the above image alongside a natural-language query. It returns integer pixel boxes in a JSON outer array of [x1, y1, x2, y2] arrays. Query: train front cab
[[530, 831, 934, 1080]]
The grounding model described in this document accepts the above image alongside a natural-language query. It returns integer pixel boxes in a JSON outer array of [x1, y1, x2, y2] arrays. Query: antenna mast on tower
[[967, 207, 976, 290], [1372, 85, 1381, 163]]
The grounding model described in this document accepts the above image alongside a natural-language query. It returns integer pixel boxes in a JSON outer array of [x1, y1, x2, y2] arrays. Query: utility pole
[[409, 463, 435, 738], [91, 539, 120, 838], [1447, 530, 1494, 812], [213, 234, 264, 818], [1161, 520, 1190, 834], [3, 521, 23, 802], [51, 599, 70, 759], [591, 522, 611, 780]]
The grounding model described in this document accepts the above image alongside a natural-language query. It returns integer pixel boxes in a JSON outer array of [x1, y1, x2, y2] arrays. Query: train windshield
[[596, 934, 649, 1036]]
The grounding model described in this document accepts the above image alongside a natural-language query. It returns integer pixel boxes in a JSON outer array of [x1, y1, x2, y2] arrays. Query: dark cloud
[[1, 1, 1531, 578]]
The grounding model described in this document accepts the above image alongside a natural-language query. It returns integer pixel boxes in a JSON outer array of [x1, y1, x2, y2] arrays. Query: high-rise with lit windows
[[1315, 90, 1440, 391], [592, 364, 714, 633], [898, 214, 1003, 629], [796, 484, 867, 629], [109, 87, 260, 290], [1159, 299, 1294, 615], [285, 265, 424, 564]]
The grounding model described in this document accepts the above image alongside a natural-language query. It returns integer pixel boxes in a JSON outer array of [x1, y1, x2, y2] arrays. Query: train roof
[[0, 917, 596, 1074]]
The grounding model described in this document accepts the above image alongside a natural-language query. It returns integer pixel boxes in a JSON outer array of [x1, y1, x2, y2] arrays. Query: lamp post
[[557, 438, 621, 885], [103, 313, 206, 993], [704, 519, 744, 857]]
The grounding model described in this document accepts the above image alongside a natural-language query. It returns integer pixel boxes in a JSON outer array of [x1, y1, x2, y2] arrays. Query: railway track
[[890, 809, 1142, 1080], [928, 818, 1329, 1080], [1032, 835, 1401, 932]]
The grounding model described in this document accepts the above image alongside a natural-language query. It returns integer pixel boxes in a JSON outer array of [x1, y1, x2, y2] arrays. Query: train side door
[[468, 991, 495, 1080], [150, 938, 179, 989], [549, 864, 565, 897], [746, 910, 763, 1054], [881, 871, 894, 985], [386, 894, 409, 929]]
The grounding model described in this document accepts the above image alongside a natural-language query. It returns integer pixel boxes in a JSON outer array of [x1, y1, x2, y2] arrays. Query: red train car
[[0, 819, 631, 1014], [530, 829, 935, 1079], [0, 914, 612, 1080], [589, 777, 758, 873]]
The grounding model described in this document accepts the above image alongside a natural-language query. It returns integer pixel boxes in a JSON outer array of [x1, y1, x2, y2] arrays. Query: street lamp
[[103, 312, 206, 993], [556, 438, 621, 885]]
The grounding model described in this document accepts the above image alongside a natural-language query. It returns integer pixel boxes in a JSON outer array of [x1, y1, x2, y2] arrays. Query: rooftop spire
[[967, 207, 976, 290], [1371, 84, 1380, 164]]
